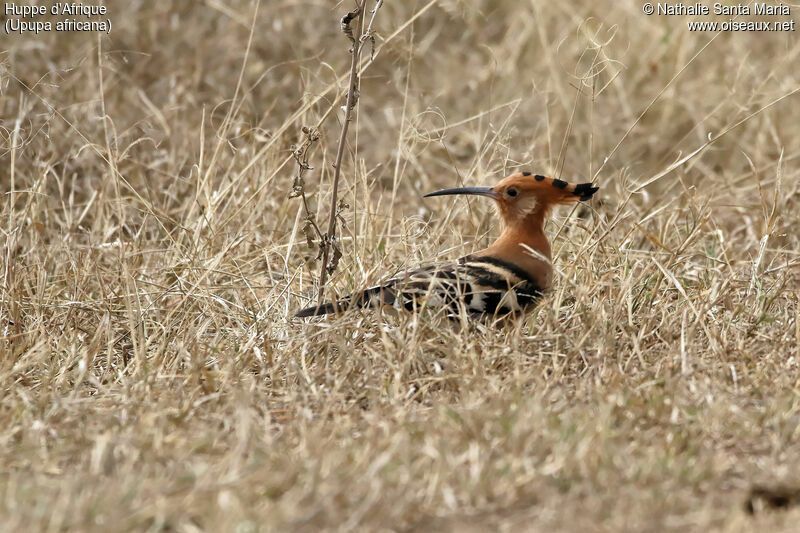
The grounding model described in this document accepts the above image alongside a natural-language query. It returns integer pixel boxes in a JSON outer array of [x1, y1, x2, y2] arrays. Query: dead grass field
[[2, 0, 800, 531]]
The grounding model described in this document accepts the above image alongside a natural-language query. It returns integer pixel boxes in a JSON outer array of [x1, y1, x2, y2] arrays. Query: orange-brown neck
[[474, 210, 553, 289]]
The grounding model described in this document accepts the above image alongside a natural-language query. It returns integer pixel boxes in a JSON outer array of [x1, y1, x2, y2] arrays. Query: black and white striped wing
[[372, 256, 543, 315], [295, 256, 543, 317]]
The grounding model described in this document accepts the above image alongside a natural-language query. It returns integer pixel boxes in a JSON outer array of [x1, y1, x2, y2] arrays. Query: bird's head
[[424, 172, 599, 227]]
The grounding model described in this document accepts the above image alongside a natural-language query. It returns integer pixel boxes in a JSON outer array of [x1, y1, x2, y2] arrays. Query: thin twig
[[315, 0, 383, 306], [289, 126, 323, 247]]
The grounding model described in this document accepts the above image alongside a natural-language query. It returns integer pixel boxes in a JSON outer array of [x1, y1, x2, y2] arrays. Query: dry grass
[[2, 1, 799, 531]]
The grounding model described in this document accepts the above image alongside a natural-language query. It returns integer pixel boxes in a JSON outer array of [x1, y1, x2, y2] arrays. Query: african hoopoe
[[295, 172, 598, 318]]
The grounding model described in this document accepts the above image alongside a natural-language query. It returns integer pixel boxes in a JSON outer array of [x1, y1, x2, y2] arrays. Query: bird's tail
[[295, 286, 396, 318], [294, 300, 350, 317]]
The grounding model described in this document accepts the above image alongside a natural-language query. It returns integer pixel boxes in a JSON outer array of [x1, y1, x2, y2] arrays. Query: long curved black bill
[[423, 186, 498, 199]]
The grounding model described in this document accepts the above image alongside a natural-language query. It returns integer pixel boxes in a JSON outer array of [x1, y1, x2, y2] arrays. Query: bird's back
[[295, 255, 543, 318]]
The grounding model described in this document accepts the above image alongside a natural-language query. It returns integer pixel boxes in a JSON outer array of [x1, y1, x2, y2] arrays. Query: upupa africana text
[[296, 172, 598, 318]]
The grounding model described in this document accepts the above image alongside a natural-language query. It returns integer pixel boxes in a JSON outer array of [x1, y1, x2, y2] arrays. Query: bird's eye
[[506, 188, 518, 197]]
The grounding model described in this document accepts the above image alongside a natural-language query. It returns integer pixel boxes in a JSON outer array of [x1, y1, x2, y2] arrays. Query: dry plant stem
[[316, 1, 368, 306]]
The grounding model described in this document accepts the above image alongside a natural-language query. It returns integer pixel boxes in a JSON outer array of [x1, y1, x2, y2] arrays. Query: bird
[[295, 172, 598, 318]]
